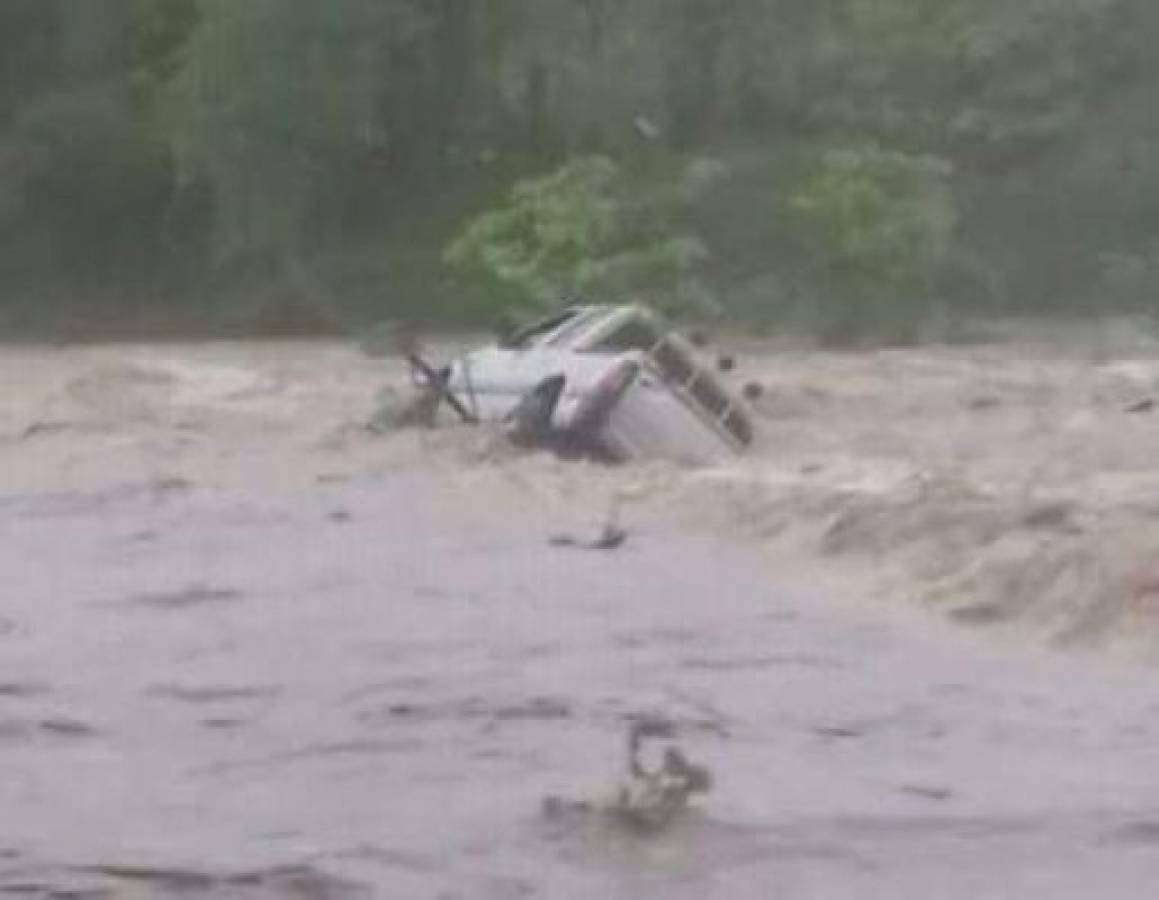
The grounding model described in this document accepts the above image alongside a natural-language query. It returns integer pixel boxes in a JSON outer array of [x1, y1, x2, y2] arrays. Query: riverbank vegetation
[[3, 1, 1157, 341]]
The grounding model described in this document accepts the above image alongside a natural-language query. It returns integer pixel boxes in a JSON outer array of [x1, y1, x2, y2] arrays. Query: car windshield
[[505, 309, 581, 348]]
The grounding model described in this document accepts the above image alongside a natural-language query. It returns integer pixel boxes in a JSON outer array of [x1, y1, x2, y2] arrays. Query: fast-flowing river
[[3, 339, 1159, 898]]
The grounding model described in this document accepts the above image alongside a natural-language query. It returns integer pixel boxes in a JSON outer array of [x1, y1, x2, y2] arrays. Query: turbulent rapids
[[4, 326, 1159, 897]]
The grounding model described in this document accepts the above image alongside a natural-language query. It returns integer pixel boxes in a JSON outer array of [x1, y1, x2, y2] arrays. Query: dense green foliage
[[446, 155, 722, 319], [2, 0, 1158, 339]]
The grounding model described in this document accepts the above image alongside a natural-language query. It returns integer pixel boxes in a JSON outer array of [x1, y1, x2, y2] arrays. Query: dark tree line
[[1, 0, 1158, 338]]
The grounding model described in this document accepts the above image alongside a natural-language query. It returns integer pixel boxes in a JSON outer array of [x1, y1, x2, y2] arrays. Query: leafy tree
[[791, 144, 956, 342], [2, 0, 1159, 334], [165, 0, 428, 263], [0, 0, 178, 308], [445, 155, 723, 319]]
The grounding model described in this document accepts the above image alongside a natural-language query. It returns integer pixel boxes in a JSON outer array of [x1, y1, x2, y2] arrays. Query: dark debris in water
[[17, 419, 80, 441], [0, 883, 116, 899], [543, 719, 714, 836], [949, 603, 1012, 626], [1020, 501, 1081, 534], [38, 718, 97, 738], [0, 717, 98, 741], [35, 863, 373, 899], [74, 865, 216, 892], [1105, 821, 1159, 845], [549, 506, 629, 551], [898, 784, 954, 802], [366, 696, 573, 726], [682, 652, 846, 673], [811, 724, 864, 740], [190, 737, 421, 780], [148, 684, 281, 705], [127, 585, 244, 611], [549, 524, 629, 551], [615, 719, 712, 831], [199, 717, 250, 730]]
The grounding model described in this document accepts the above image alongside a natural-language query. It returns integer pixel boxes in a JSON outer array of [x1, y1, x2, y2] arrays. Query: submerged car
[[410, 304, 754, 465]]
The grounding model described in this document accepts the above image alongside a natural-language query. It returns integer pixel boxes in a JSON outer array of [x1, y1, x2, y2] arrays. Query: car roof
[[516, 303, 657, 349]]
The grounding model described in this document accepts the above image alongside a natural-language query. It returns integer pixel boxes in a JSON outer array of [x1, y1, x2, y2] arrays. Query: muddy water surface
[[3, 339, 1159, 898]]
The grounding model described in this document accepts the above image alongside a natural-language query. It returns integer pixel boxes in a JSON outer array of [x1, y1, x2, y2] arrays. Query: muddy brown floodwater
[[4, 332, 1159, 898]]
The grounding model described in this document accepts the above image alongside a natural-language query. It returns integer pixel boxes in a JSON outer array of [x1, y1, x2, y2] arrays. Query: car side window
[[507, 310, 580, 348], [650, 338, 696, 384], [593, 319, 663, 353]]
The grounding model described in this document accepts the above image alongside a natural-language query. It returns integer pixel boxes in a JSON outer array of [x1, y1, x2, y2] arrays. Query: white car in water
[[419, 304, 754, 465]]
